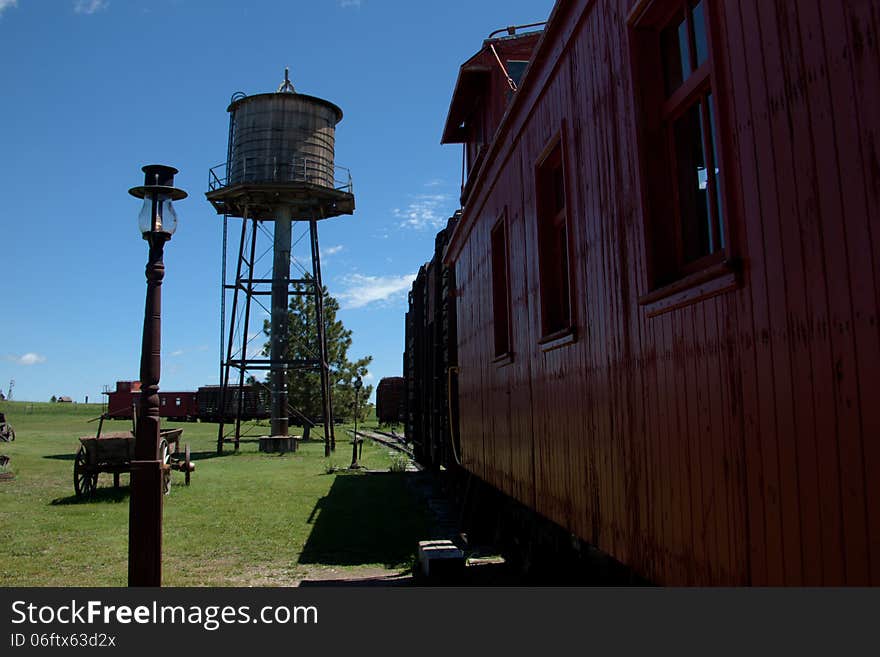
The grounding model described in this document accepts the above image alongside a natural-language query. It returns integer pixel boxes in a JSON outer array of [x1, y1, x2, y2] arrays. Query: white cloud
[[337, 273, 416, 309], [321, 245, 344, 258], [393, 193, 455, 230], [9, 352, 47, 366], [339, 0, 361, 7], [74, 0, 108, 15], [170, 349, 185, 357], [0, 1, 18, 17]]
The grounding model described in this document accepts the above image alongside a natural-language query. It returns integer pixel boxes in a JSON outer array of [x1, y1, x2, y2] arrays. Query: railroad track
[[348, 428, 414, 459]]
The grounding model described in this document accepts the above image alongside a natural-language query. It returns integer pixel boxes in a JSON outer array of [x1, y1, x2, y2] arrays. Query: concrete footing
[[259, 436, 298, 453], [417, 539, 465, 579]]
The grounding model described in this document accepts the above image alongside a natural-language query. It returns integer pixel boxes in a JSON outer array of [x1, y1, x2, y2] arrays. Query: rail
[[208, 158, 353, 195], [487, 21, 547, 39], [350, 429, 416, 460]]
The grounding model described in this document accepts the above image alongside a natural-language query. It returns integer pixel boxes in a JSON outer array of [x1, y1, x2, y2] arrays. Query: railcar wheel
[[73, 446, 97, 498]]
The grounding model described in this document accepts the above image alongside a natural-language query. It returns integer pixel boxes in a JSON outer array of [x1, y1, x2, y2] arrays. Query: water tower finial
[[277, 67, 296, 94]]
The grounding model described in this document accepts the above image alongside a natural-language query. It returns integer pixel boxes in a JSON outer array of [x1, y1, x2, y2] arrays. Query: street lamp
[[127, 164, 186, 587], [350, 375, 363, 469]]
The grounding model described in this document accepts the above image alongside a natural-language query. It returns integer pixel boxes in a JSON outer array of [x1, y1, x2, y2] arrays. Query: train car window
[[507, 60, 529, 88], [491, 214, 512, 358], [631, 0, 729, 291], [535, 138, 572, 338]]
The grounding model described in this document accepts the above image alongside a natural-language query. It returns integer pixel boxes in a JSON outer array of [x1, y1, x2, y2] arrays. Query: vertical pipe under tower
[[270, 206, 292, 438]]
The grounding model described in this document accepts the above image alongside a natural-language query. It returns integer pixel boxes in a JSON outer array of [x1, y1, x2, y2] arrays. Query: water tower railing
[[208, 159, 353, 195]]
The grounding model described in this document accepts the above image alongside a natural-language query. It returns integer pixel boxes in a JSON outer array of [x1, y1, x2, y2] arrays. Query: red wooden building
[[440, 0, 880, 585]]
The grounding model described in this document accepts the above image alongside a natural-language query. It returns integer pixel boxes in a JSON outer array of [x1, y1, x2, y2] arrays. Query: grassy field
[[0, 401, 425, 586]]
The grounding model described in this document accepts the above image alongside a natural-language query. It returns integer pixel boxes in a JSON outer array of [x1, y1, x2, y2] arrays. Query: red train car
[[430, 0, 880, 585], [103, 380, 140, 419], [104, 381, 198, 422]]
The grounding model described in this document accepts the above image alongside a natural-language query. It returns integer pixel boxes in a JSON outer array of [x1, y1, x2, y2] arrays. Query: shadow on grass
[[43, 449, 233, 463], [298, 471, 425, 570], [43, 453, 78, 461], [188, 450, 238, 462], [51, 486, 131, 505]]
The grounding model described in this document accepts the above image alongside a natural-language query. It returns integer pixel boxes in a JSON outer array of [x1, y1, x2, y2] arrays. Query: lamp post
[[127, 164, 186, 587], [350, 375, 363, 469]]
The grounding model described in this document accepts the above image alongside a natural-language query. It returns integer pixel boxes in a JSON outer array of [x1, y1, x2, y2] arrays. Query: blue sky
[[0, 0, 555, 403]]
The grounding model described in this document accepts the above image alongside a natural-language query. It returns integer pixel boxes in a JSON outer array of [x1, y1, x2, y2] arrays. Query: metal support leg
[[235, 216, 259, 451], [310, 219, 334, 456]]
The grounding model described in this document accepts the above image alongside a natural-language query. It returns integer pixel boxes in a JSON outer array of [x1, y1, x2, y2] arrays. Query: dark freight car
[[404, 214, 459, 471], [196, 385, 270, 423], [408, 0, 880, 585], [375, 377, 406, 425]]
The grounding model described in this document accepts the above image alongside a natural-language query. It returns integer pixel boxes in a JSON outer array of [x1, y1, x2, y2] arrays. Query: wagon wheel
[[160, 439, 171, 496], [73, 446, 97, 498], [184, 443, 191, 486]]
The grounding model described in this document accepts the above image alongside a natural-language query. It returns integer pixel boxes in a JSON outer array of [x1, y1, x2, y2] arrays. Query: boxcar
[[375, 377, 406, 425], [405, 214, 459, 470], [409, 0, 880, 585], [196, 385, 270, 423], [158, 391, 198, 421]]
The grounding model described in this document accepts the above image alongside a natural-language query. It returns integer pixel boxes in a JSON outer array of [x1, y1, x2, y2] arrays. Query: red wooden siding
[[444, 0, 880, 585]]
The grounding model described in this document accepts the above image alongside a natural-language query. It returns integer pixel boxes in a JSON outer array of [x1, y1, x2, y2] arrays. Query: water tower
[[206, 70, 355, 455]]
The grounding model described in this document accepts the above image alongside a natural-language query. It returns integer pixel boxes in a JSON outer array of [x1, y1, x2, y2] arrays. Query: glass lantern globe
[[129, 164, 187, 239], [137, 193, 179, 236]]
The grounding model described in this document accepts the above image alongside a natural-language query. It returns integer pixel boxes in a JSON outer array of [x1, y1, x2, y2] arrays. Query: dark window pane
[[692, 1, 709, 67], [679, 19, 692, 75], [674, 102, 713, 263], [661, 15, 689, 95], [536, 143, 571, 336], [552, 163, 566, 216], [541, 223, 570, 335], [706, 93, 725, 249], [491, 222, 511, 356], [507, 60, 529, 87], [696, 106, 715, 254]]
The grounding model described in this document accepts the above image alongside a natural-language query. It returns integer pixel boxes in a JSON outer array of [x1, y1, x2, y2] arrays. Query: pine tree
[[263, 278, 372, 422]]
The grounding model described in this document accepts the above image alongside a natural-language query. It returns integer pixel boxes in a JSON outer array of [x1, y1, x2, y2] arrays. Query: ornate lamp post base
[[127, 460, 165, 586]]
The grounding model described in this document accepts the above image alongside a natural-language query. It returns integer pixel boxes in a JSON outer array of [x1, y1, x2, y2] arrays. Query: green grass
[[0, 401, 425, 586]]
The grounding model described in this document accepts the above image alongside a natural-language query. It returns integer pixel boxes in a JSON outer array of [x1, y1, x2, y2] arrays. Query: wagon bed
[[74, 427, 191, 497]]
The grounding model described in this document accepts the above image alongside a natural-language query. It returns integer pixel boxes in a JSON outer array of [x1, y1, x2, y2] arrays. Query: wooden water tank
[[227, 91, 343, 190]]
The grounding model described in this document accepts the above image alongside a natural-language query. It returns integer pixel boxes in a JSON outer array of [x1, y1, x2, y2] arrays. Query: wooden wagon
[[0, 412, 14, 442], [73, 427, 194, 498]]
